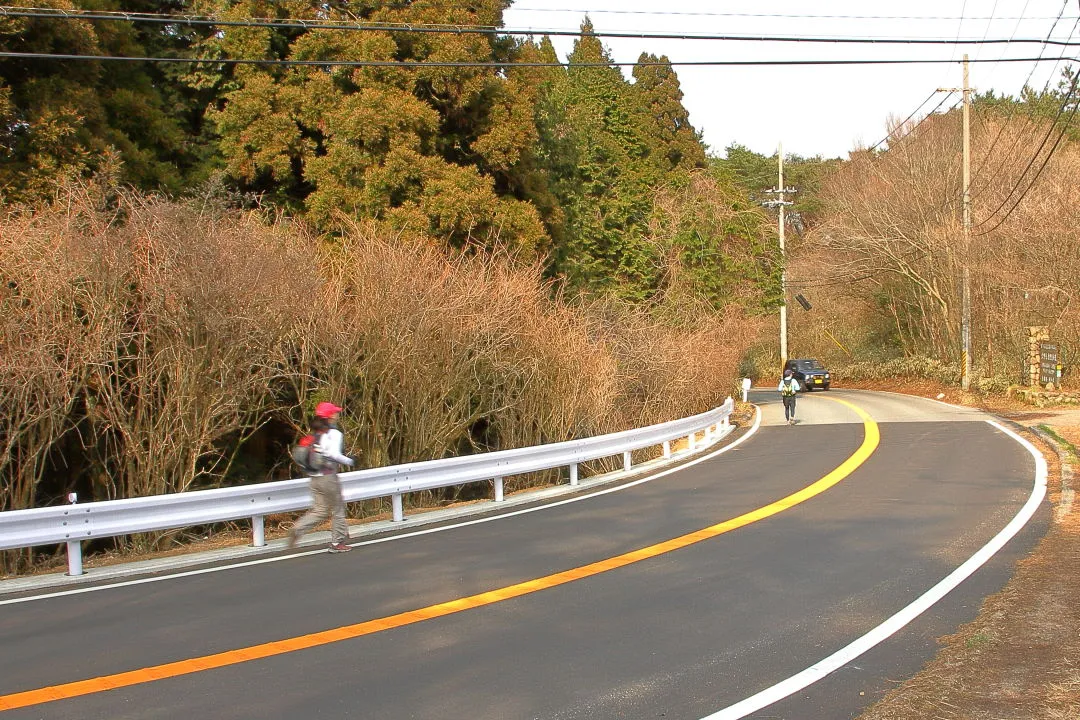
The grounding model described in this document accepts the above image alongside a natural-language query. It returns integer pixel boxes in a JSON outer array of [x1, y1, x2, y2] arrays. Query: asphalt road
[[0, 390, 1046, 720]]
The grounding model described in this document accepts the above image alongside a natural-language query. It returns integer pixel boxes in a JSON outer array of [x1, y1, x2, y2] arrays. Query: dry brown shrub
[[1, 187, 760, 570], [797, 112, 1080, 383]]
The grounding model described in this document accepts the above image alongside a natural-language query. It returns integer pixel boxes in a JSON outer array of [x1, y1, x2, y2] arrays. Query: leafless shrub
[[1, 185, 759, 570], [798, 112, 1080, 386]]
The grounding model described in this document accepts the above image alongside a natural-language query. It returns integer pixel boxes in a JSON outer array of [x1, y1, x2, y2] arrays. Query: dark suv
[[785, 358, 831, 391]]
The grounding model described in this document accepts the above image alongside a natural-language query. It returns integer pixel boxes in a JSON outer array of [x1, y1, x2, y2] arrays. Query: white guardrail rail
[[0, 397, 734, 578]]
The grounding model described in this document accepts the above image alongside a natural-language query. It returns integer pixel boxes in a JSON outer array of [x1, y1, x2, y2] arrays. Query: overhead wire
[[5, 7, 1080, 47], [973, 69, 1080, 236], [866, 91, 956, 153], [968, 1, 1075, 195], [496, 7, 1077, 22], [964, 0, 1037, 183], [4, 51, 1080, 68], [971, 6, 1080, 231]]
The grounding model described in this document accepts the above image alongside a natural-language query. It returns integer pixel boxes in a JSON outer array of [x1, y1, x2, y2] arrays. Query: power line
[[968, 1, 1075, 192], [867, 90, 954, 153], [5, 51, 1080, 69], [973, 71, 1080, 236], [7, 8, 1080, 47], [508, 8, 1076, 22]]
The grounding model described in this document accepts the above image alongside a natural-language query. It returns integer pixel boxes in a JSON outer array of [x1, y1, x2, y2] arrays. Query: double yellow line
[[0, 398, 879, 712]]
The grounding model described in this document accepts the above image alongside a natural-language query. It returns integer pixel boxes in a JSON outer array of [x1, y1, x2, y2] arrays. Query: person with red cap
[[288, 401, 355, 552]]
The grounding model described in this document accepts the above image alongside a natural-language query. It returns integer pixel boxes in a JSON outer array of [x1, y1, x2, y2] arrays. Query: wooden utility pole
[[764, 144, 795, 366], [941, 55, 973, 390], [778, 143, 787, 365], [961, 54, 972, 391]]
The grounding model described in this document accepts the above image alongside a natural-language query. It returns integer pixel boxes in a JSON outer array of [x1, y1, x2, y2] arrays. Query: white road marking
[[700, 418, 1047, 720], [0, 409, 762, 606]]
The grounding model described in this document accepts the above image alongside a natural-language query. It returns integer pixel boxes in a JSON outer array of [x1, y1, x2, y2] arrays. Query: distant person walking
[[778, 370, 801, 425], [288, 402, 355, 552]]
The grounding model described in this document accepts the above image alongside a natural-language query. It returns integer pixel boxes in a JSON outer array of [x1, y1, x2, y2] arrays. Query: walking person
[[288, 402, 355, 552], [778, 369, 800, 425]]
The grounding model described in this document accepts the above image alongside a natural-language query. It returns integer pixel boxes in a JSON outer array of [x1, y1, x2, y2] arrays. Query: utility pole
[[961, 55, 972, 391], [763, 143, 795, 366], [940, 54, 972, 390]]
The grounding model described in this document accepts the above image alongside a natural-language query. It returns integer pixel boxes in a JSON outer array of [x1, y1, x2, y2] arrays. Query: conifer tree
[[632, 53, 706, 172], [543, 18, 662, 300], [0, 0, 202, 201], [199, 0, 544, 254]]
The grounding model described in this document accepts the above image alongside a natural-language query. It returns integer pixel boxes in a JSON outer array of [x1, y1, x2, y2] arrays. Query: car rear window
[[798, 360, 826, 371]]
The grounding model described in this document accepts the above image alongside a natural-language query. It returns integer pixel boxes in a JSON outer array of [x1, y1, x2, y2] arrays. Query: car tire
[[823, 384, 831, 391]]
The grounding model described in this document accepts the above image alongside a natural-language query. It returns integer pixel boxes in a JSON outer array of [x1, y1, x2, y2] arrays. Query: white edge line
[[1, 407, 764, 606], [700, 418, 1048, 720]]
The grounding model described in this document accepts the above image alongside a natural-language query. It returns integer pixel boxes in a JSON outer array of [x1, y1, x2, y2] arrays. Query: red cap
[[314, 401, 343, 419]]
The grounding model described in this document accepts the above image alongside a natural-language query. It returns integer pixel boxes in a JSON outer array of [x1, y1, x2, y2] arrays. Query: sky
[[501, 0, 1080, 159]]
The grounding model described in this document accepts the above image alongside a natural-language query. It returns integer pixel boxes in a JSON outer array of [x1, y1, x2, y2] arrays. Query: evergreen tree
[[0, 0, 209, 203], [632, 53, 705, 172], [543, 18, 662, 301], [199, 0, 545, 254]]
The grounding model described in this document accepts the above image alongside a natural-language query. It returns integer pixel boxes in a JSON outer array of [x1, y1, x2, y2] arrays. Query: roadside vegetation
[[2, 2, 781, 573], [4, 4, 1080, 715]]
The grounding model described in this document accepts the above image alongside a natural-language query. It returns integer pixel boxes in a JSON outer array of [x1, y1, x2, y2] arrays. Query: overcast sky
[[502, 1, 1080, 159]]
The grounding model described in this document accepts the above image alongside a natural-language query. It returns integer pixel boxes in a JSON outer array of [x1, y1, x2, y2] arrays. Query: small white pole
[[688, 432, 696, 451], [569, 463, 579, 486], [392, 493, 404, 522], [494, 476, 504, 502], [65, 493, 84, 576], [663, 440, 671, 459], [66, 540, 84, 577], [251, 515, 265, 547], [623, 450, 632, 472]]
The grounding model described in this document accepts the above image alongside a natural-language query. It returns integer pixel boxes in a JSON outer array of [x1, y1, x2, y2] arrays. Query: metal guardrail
[[0, 398, 734, 577]]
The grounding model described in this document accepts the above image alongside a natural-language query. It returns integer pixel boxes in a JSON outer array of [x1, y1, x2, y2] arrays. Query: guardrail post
[[493, 477, 504, 502], [569, 463, 579, 486], [623, 450, 632, 472], [66, 540, 84, 576], [392, 493, 404, 522], [663, 440, 671, 459], [251, 515, 266, 547], [64, 492, 84, 576], [688, 432, 696, 451], [705, 424, 712, 443]]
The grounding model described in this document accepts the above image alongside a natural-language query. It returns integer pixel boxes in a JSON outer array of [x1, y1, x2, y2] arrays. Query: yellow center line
[[0, 398, 879, 712]]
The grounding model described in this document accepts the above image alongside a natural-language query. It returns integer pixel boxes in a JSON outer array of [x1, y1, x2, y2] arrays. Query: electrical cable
[[973, 64, 1080, 233], [6, 7, 1080, 47], [968, 2, 1075, 194], [4, 51, 1079, 68], [973, 70, 1080, 236], [505, 8, 1078, 22], [866, 91, 954, 153]]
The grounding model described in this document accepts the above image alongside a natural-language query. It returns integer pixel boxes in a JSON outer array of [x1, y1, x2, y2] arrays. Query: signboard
[[1039, 342, 1060, 386]]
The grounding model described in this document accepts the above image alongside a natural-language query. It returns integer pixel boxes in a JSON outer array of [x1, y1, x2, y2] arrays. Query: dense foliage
[[1, 2, 779, 570], [1, 1, 779, 310]]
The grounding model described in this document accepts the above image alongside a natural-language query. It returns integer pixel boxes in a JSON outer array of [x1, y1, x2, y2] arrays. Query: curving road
[[0, 390, 1047, 719]]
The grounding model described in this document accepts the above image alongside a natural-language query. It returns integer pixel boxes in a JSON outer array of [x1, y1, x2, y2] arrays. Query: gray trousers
[[293, 473, 349, 543]]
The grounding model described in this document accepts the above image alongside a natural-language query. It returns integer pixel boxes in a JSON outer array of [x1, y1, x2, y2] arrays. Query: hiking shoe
[[328, 542, 352, 553]]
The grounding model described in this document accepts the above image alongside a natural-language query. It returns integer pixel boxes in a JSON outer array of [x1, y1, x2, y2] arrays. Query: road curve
[[0, 389, 1046, 720]]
